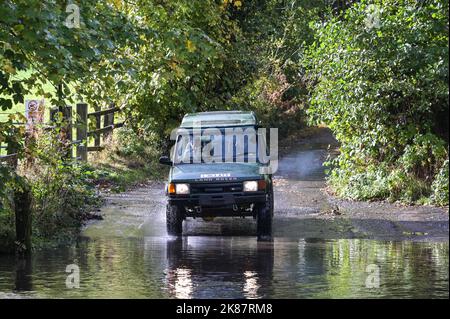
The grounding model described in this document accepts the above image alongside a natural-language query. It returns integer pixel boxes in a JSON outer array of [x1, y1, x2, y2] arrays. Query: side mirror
[[159, 156, 172, 166]]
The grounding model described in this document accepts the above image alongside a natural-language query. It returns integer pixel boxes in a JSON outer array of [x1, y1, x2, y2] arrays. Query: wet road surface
[[0, 128, 448, 298]]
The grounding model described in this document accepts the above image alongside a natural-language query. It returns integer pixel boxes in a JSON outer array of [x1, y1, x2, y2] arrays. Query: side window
[[174, 134, 192, 163]]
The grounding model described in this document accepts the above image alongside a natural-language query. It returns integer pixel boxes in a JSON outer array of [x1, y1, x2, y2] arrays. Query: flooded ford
[[0, 237, 448, 299], [0, 129, 448, 299]]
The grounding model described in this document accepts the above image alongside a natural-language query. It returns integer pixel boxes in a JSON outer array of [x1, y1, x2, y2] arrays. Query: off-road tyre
[[166, 204, 183, 236]]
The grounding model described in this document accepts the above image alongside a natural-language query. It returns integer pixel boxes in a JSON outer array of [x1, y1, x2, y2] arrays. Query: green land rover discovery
[[159, 111, 274, 240]]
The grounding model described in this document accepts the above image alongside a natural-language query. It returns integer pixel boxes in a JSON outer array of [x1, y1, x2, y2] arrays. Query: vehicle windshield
[[173, 127, 266, 164]]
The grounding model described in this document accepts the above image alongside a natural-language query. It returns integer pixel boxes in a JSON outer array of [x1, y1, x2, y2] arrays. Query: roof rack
[[180, 111, 257, 128]]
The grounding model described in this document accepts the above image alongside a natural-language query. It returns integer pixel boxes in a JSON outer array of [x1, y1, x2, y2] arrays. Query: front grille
[[190, 182, 243, 194]]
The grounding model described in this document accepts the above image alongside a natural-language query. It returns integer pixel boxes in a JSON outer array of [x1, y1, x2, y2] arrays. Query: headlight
[[243, 181, 258, 192], [175, 183, 190, 194]]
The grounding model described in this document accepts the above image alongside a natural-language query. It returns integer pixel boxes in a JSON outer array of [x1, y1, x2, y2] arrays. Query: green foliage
[[0, 0, 447, 256], [115, 126, 160, 162], [109, 0, 245, 139], [0, 112, 25, 155], [87, 126, 166, 192], [0, 165, 15, 253], [0, 0, 139, 108], [30, 164, 100, 241], [431, 160, 449, 206], [229, 74, 305, 136], [305, 0, 449, 205], [398, 133, 447, 179], [27, 128, 101, 241], [329, 164, 391, 201], [225, 0, 328, 136], [0, 162, 32, 252], [96, 0, 322, 141]]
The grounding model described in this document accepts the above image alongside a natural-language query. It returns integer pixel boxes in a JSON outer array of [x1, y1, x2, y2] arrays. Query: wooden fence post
[[94, 105, 101, 148], [63, 106, 72, 160], [49, 107, 58, 123], [103, 104, 115, 142], [6, 128, 19, 169], [15, 254, 32, 290], [14, 184, 32, 255], [50, 106, 73, 160], [76, 103, 88, 161]]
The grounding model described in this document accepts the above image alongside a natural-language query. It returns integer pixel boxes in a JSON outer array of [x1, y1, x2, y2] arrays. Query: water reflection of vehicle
[[164, 237, 274, 299]]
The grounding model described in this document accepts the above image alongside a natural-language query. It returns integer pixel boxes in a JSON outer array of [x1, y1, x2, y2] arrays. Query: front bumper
[[169, 192, 266, 205], [168, 191, 266, 216]]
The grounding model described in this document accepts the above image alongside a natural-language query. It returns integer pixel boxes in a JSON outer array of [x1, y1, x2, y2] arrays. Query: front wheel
[[166, 204, 183, 236], [257, 205, 272, 241]]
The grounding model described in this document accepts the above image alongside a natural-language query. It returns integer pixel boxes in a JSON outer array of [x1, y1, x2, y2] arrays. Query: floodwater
[[0, 237, 448, 298], [0, 129, 448, 299]]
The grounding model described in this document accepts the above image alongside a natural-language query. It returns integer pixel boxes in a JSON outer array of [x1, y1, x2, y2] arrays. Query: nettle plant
[[305, 0, 449, 204]]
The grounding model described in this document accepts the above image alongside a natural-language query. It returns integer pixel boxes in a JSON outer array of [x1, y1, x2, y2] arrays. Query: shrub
[[229, 74, 306, 136], [24, 128, 101, 241], [0, 166, 15, 253], [115, 126, 161, 163], [87, 126, 166, 191], [305, 0, 449, 204], [431, 160, 449, 206]]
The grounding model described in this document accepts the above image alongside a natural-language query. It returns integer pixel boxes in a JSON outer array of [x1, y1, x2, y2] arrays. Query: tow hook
[[232, 204, 238, 212], [195, 206, 202, 214]]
